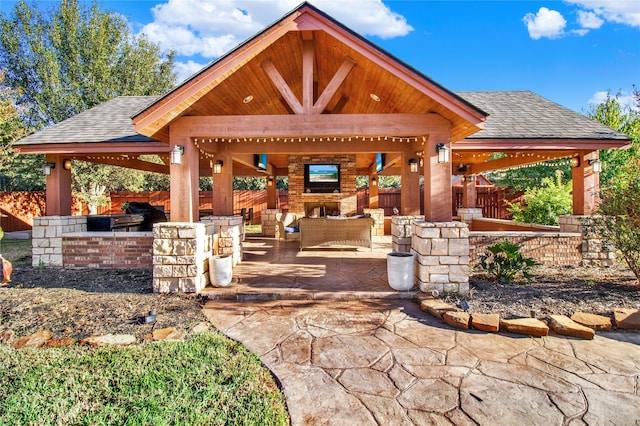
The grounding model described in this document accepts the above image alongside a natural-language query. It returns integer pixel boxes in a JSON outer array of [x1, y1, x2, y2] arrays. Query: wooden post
[[462, 175, 477, 208], [212, 150, 234, 215], [423, 119, 453, 221], [401, 152, 420, 215], [169, 129, 199, 222], [45, 154, 72, 216], [572, 151, 600, 215]]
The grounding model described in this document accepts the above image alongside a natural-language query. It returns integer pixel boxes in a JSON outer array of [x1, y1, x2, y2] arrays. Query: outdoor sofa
[[298, 216, 374, 250]]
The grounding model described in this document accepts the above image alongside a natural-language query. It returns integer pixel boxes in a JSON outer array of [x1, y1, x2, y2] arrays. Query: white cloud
[[577, 10, 604, 29], [523, 7, 567, 40], [139, 0, 413, 61], [566, 0, 640, 28], [589, 90, 640, 111], [174, 60, 208, 83]]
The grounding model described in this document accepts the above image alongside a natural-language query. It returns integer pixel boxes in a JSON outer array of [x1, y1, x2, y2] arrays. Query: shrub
[[505, 171, 572, 226], [479, 240, 537, 283], [595, 157, 640, 282]]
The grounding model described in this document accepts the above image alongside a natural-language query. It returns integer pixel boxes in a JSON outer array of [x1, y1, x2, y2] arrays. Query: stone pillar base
[[457, 208, 483, 224], [391, 216, 425, 252], [261, 208, 282, 238]]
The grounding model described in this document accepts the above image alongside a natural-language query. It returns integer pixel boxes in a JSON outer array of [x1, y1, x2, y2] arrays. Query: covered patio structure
[[14, 3, 630, 294]]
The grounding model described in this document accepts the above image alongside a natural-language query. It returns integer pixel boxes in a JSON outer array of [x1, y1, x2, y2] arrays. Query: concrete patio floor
[[202, 237, 640, 425]]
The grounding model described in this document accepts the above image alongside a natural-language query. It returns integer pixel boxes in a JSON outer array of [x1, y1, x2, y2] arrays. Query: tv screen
[[375, 153, 385, 173], [308, 164, 339, 183], [254, 154, 267, 171]]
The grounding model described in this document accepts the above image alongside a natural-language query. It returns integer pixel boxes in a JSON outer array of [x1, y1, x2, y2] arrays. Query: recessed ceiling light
[[370, 93, 381, 102], [243, 95, 254, 104]]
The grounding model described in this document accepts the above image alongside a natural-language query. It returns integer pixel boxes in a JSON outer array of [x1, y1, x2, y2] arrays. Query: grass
[[0, 332, 289, 425], [0, 239, 31, 265]]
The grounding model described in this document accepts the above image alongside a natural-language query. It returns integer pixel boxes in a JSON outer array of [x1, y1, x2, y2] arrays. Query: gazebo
[[14, 3, 631, 294]]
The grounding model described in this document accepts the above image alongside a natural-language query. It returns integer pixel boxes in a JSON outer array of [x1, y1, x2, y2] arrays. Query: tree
[[505, 170, 572, 226], [586, 89, 640, 186], [595, 157, 640, 282], [0, 0, 177, 197]]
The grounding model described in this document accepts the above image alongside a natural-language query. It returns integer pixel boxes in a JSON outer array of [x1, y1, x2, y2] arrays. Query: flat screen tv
[[254, 154, 267, 171], [375, 153, 385, 173], [304, 163, 340, 193]]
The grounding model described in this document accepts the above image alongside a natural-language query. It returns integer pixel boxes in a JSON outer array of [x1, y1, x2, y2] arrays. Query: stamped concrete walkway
[[202, 237, 640, 425]]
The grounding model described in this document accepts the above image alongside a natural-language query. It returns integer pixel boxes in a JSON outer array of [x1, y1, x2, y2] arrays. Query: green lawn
[[0, 239, 32, 266], [0, 332, 289, 425]]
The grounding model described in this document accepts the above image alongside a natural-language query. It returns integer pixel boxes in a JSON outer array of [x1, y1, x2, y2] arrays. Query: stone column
[[412, 221, 470, 296], [261, 208, 282, 238], [457, 208, 483, 224], [32, 216, 86, 267], [391, 215, 425, 252], [200, 216, 243, 265], [559, 215, 615, 267], [363, 208, 384, 236], [152, 222, 216, 293]]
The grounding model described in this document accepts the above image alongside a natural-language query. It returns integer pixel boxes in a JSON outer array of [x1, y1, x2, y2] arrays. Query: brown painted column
[[369, 172, 379, 208], [169, 127, 199, 222], [572, 151, 600, 215], [266, 175, 276, 209], [212, 150, 233, 215], [423, 118, 453, 221], [462, 175, 477, 208], [401, 152, 421, 215], [45, 154, 72, 216]]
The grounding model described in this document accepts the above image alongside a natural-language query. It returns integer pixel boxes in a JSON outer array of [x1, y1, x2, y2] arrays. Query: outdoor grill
[[86, 214, 145, 232]]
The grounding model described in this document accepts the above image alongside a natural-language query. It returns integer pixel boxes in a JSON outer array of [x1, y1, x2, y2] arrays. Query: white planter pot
[[387, 252, 415, 291], [209, 254, 233, 287]]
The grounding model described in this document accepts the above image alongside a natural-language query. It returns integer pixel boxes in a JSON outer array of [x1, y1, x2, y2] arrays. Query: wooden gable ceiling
[[133, 4, 486, 145]]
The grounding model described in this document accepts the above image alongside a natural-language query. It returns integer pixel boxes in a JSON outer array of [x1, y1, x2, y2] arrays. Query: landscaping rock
[[81, 334, 137, 347], [442, 311, 470, 330], [0, 327, 14, 343], [190, 322, 210, 334], [11, 331, 53, 349], [570, 312, 612, 331], [152, 327, 185, 341], [471, 313, 500, 333], [549, 315, 595, 340], [45, 337, 77, 347], [613, 308, 640, 330], [420, 299, 458, 320], [500, 318, 549, 337]]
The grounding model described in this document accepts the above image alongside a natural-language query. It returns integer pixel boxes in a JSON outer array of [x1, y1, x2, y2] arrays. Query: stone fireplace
[[288, 155, 358, 217]]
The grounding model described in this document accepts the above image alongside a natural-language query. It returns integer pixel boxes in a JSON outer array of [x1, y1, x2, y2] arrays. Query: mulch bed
[[1, 263, 639, 341]]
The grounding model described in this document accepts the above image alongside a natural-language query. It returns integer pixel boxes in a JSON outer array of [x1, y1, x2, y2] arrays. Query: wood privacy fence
[[0, 188, 518, 232]]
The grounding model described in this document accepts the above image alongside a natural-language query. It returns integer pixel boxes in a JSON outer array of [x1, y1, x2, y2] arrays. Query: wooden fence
[[0, 188, 519, 232]]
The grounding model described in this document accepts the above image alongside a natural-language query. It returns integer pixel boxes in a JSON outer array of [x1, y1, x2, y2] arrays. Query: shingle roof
[[14, 91, 630, 146], [457, 90, 630, 141], [15, 96, 160, 146]]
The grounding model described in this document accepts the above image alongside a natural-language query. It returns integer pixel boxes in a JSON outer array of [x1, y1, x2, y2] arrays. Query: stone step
[[202, 289, 419, 301]]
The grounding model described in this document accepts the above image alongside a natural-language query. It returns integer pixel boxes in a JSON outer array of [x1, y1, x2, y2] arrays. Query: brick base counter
[[63, 232, 153, 268]]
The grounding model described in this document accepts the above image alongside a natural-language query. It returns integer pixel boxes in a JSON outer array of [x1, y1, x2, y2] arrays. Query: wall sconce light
[[170, 145, 184, 165], [408, 158, 419, 173], [371, 177, 378, 186], [589, 158, 602, 173], [436, 143, 450, 163], [571, 156, 581, 168], [43, 162, 55, 176], [213, 160, 223, 174], [62, 159, 72, 170], [268, 176, 274, 186]]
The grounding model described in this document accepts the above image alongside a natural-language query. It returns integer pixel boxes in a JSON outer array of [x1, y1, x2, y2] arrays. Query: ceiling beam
[[312, 57, 355, 114], [261, 59, 303, 114], [302, 39, 314, 113], [177, 113, 450, 138], [468, 151, 577, 175]]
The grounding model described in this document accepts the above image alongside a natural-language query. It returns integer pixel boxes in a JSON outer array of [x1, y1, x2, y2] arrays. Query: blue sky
[[2, 0, 639, 113]]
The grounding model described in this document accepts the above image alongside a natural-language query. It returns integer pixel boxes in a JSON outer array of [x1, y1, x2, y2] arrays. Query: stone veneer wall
[[469, 232, 582, 267], [261, 208, 281, 238], [363, 208, 384, 237], [152, 222, 216, 293], [559, 215, 615, 267], [391, 216, 425, 252], [63, 232, 153, 268], [32, 216, 87, 267], [200, 216, 243, 265], [457, 208, 483, 224], [412, 221, 470, 296], [288, 155, 357, 217]]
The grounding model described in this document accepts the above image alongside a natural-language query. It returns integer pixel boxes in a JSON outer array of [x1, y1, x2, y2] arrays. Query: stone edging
[[419, 298, 640, 339]]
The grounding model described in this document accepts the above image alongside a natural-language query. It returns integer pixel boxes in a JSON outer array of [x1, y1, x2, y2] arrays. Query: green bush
[[505, 171, 572, 226], [479, 240, 537, 283], [595, 157, 640, 282]]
